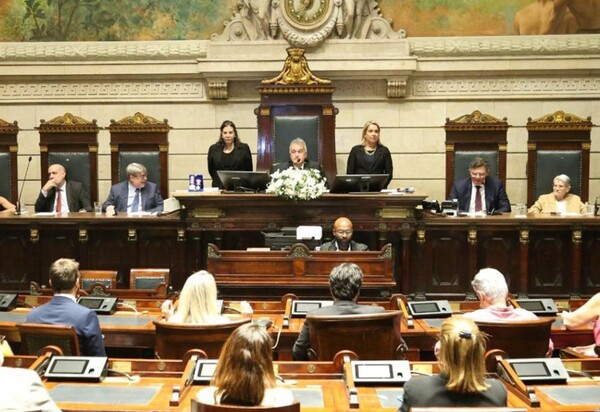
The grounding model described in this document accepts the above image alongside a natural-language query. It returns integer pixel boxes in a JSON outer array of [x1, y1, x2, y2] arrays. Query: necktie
[[56, 188, 62, 213], [475, 186, 482, 212], [132, 189, 140, 212]]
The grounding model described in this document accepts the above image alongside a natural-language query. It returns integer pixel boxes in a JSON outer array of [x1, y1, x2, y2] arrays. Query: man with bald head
[[320, 217, 368, 251], [35, 164, 92, 213]]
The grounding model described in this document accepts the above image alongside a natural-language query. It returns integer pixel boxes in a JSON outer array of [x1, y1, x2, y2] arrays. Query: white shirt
[[127, 183, 141, 213], [469, 183, 486, 213], [42, 184, 70, 213]]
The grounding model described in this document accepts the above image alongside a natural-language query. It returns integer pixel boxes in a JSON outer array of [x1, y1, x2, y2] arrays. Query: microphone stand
[[15, 156, 32, 215]]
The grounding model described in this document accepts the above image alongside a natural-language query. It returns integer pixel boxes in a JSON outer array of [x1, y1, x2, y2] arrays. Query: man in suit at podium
[[292, 262, 383, 360], [270, 137, 326, 176], [35, 163, 92, 213], [26, 258, 106, 357], [449, 157, 511, 214], [103, 162, 163, 214], [320, 217, 368, 251]]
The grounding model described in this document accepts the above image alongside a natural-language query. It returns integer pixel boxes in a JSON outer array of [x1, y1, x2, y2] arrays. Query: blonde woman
[[161, 271, 251, 323], [196, 323, 294, 406], [400, 316, 506, 411], [346, 121, 393, 188]]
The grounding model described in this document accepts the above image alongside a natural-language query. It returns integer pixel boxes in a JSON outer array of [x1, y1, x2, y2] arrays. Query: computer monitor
[[407, 300, 453, 319], [217, 171, 270, 193], [329, 174, 389, 193]]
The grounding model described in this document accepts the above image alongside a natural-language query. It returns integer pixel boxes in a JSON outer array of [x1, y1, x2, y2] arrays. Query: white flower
[[266, 168, 327, 201]]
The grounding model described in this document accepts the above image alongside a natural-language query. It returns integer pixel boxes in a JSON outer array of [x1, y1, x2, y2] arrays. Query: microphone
[[15, 156, 32, 215]]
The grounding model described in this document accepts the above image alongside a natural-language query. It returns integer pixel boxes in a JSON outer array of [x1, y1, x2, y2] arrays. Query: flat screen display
[[511, 361, 550, 377], [294, 302, 322, 312], [330, 174, 389, 193], [49, 359, 89, 374], [410, 302, 439, 314], [0, 294, 6, 300], [217, 171, 270, 193], [197, 362, 217, 378], [355, 364, 394, 379], [516, 300, 546, 311], [78, 298, 104, 310]]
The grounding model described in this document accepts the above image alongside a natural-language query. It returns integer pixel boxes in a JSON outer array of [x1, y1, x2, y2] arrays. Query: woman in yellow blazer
[[528, 174, 586, 214]]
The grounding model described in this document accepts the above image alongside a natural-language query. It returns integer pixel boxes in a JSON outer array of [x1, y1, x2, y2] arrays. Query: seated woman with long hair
[[161, 270, 251, 323], [399, 315, 506, 412], [196, 323, 294, 407]]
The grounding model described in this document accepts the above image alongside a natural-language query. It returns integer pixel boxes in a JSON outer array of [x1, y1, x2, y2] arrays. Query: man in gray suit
[[320, 217, 368, 251], [292, 262, 383, 360], [0, 340, 62, 412], [103, 162, 163, 214]]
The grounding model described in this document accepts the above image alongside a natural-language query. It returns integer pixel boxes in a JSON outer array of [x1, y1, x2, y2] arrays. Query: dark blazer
[[102, 181, 163, 213], [25, 295, 106, 357], [34, 180, 91, 213], [449, 176, 511, 213], [207, 143, 253, 188], [399, 374, 507, 412], [320, 240, 368, 251], [346, 144, 393, 188], [292, 300, 384, 361]]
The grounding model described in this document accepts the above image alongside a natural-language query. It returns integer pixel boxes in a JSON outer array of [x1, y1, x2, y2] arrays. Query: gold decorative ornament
[[263, 47, 331, 85]]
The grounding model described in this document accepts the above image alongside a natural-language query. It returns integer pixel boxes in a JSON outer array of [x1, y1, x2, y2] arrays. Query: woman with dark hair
[[399, 315, 506, 411], [207, 120, 253, 189], [346, 120, 393, 188], [196, 323, 294, 407]]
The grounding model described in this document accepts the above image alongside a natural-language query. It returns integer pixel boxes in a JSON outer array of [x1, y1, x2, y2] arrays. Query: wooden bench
[[207, 243, 396, 300]]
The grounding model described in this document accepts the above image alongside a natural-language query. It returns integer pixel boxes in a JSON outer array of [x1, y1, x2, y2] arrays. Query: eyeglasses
[[290, 149, 305, 154], [335, 230, 353, 235]]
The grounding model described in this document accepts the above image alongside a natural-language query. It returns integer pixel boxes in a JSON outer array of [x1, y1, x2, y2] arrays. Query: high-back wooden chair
[[79, 270, 118, 290], [475, 317, 554, 369], [307, 310, 403, 361], [191, 399, 300, 412], [153, 317, 251, 359], [526, 110, 592, 204], [129, 268, 170, 290], [444, 111, 509, 198], [0, 118, 19, 203], [17, 323, 80, 356]]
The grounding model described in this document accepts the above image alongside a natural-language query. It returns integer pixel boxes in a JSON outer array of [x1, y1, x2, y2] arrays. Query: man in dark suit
[[26, 258, 106, 357], [270, 137, 326, 176], [449, 157, 511, 213], [34, 163, 92, 213], [320, 216, 368, 251], [103, 162, 163, 214], [292, 262, 383, 360]]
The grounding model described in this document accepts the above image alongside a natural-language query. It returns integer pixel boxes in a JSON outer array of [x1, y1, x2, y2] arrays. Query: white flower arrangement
[[266, 167, 327, 201]]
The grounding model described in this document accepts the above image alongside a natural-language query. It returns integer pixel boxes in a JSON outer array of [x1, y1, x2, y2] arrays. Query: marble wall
[[1, 35, 599, 211]]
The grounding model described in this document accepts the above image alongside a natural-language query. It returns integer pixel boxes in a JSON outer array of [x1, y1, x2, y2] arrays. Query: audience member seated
[[320, 217, 368, 251], [465, 267, 553, 357], [346, 120, 393, 188], [292, 262, 384, 360], [103, 162, 163, 214], [561, 292, 600, 357], [528, 174, 586, 214], [26, 258, 106, 357], [399, 316, 507, 412], [35, 164, 92, 213], [207, 120, 253, 189], [196, 323, 294, 407], [161, 270, 252, 323], [270, 137, 326, 177], [0, 349, 62, 412], [0, 196, 16, 213], [449, 157, 511, 214]]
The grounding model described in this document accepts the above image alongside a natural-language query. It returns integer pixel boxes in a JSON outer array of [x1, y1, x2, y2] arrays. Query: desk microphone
[[15, 156, 32, 215]]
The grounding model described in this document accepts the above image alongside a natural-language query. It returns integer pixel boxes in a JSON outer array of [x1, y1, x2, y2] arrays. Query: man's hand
[[42, 179, 57, 192], [106, 205, 116, 216]]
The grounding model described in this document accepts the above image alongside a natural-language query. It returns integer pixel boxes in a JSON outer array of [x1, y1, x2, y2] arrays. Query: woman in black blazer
[[346, 120, 393, 188], [207, 120, 253, 188], [399, 316, 507, 411]]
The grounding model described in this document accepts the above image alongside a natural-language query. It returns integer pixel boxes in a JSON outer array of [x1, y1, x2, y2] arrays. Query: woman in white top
[[196, 323, 294, 407], [528, 174, 586, 214], [161, 271, 233, 324]]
